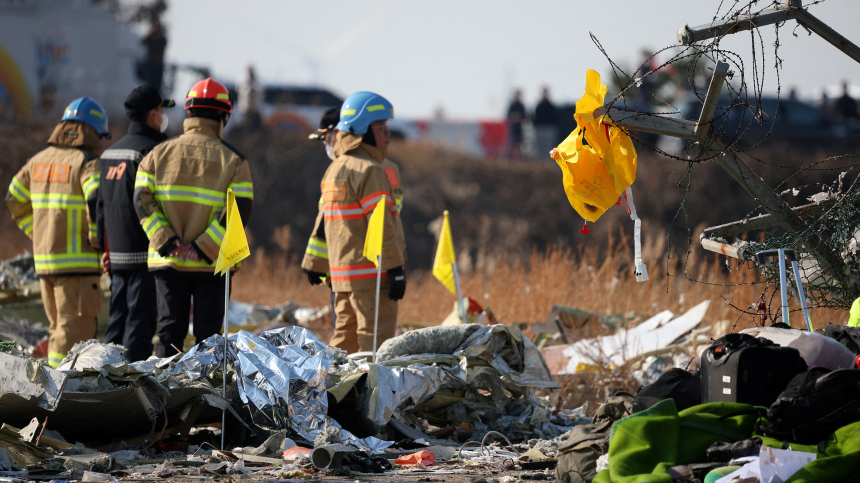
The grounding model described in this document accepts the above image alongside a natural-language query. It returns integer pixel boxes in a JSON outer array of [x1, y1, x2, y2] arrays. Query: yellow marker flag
[[363, 194, 386, 267], [432, 211, 457, 294], [214, 189, 250, 276]]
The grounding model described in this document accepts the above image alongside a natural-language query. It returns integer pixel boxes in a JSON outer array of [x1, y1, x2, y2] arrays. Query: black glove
[[387, 266, 406, 301], [304, 270, 325, 286]]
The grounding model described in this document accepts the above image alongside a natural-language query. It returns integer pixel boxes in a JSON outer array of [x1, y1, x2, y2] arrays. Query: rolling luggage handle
[[755, 248, 813, 332]]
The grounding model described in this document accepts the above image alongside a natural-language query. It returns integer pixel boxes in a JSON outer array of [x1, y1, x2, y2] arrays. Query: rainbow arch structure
[[0, 43, 34, 121]]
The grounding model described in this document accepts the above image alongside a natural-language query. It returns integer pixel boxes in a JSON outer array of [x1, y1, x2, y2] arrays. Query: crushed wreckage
[[0, 320, 579, 480], [5, 269, 860, 483]]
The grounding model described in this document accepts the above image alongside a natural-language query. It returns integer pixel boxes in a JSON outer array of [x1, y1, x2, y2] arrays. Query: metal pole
[[677, 5, 797, 45], [711, 138, 855, 293], [699, 235, 746, 260], [792, 9, 860, 66], [789, 259, 814, 332], [452, 262, 466, 323], [372, 255, 381, 364], [221, 271, 230, 450], [694, 61, 730, 139], [777, 249, 790, 326]]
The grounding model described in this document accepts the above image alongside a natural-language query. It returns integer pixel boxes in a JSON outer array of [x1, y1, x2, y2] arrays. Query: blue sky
[[164, 0, 860, 120]]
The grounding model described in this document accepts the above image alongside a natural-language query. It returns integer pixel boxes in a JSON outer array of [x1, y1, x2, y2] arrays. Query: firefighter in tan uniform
[[303, 107, 406, 329], [302, 91, 406, 353], [6, 97, 109, 367], [134, 78, 254, 357]]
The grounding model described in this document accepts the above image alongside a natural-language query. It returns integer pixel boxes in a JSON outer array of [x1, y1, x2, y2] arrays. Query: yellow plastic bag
[[551, 70, 637, 223]]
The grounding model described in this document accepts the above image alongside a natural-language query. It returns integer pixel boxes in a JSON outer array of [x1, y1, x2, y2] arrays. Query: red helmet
[[185, 78, 232, 113]]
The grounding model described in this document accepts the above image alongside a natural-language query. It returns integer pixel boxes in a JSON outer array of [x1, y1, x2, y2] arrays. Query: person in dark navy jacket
[[97, 85, 174, 362]]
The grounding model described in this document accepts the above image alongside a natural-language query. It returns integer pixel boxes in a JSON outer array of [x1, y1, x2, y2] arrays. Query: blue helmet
[[61, 97, 109, 137], [336, 91, 394, 135]]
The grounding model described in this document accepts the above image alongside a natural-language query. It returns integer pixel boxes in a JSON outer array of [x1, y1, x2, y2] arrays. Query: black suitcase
[[701, 333, 807, 407], [636, 368, 702, 411]]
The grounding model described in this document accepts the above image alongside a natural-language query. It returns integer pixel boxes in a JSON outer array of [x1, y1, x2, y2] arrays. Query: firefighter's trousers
[[330, 289, 397, 354], [104, 267, 157, 362], [40, 275, 102, 367], [153, 271, 228, 357]]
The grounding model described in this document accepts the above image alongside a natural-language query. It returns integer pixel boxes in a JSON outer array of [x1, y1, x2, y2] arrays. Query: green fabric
[[596, 399, 678, 483], [756, 435, 817, 454], [594, 399, 860, 483], [849, 297, 860, 327], [594, 401, 760, 483], [785, 421, 860, 483], [675, 404, 761, 464], [704, 466, 740, 483]]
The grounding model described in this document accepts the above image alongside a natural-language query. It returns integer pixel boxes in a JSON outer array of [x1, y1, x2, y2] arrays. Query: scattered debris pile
[[0, 323, 592, 482], [0, 253, 37, 294], [2, 303, 860, 482], [537, 301, 713, 380], [0, 316, 48, 351], [227, 300, 331, 329], [328, 324, 564, 442]]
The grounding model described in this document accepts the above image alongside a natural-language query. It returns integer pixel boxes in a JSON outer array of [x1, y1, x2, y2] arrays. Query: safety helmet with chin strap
[[185, 78, 233, 113], [61, 97, 109, 137], [336, 91, 394, 135]]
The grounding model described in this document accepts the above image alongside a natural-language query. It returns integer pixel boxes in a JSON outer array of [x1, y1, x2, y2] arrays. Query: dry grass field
[[2, 123, 850, 344], [2, 122, 853, 409], [233, 227, 848, 340]]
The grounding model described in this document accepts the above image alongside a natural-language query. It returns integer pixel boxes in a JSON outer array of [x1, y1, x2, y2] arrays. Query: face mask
[[159, 112, 169, 133], [325, 143, 335, 160]]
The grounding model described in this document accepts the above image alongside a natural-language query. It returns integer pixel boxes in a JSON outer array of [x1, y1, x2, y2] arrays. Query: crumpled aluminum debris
[[453, 325, 558, 389], [57, 340, 126, 372], [174, 326, 391, 451], [0, 252, 37, 291], [335, 324, 560, 435], [233, 328, 331, 436], [363, 362, 465, 427], [173, 334, 239, 381]]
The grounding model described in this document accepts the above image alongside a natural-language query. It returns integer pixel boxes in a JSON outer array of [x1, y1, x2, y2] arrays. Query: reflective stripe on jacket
[[133, 117, 253, 273], [96, 121, 167, 271], [302, 157, 406, 275], [5, 121, 102, 276], [304, 131, 405, 292]]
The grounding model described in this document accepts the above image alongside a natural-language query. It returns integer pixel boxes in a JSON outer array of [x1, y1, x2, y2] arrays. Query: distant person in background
[[506, 90, 526, 160], [818, 91, 830, 111], [238, 65, 263, 129], [533, 87, 558, 160], [833, 81, 859, 119], [139, 20, 167, 93]]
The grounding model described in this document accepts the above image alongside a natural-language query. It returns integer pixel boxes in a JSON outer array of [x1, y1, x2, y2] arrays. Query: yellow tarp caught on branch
[[551, 70, 637, 223]]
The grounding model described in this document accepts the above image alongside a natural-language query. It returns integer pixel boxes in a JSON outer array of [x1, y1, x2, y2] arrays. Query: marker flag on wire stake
[[363, 194, 386, 267], [432, 211, 457, 294], [214, 188, 250, 275]]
